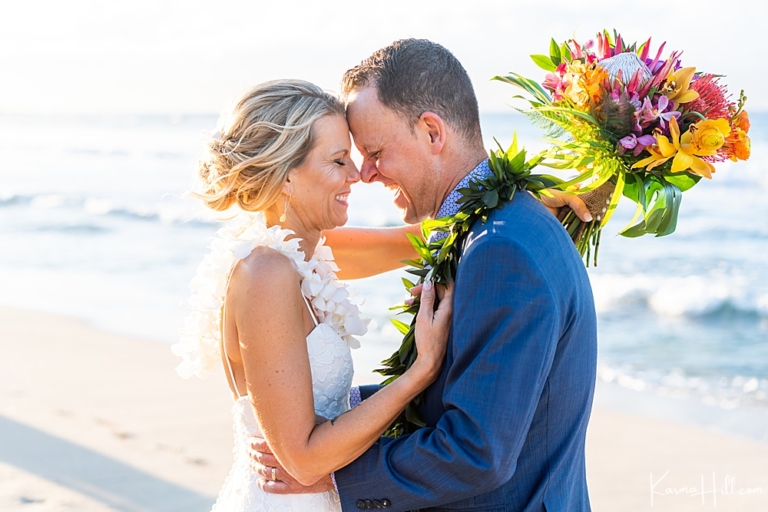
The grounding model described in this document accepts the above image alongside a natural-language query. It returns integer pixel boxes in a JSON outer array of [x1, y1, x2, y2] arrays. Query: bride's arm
[[230, 250, 451, 486], [323, 225, 421, 280], [324, 193, 592, 280]]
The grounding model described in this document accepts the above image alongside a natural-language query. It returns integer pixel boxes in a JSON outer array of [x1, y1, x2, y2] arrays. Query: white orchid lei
[[172, 212, 366, 379]]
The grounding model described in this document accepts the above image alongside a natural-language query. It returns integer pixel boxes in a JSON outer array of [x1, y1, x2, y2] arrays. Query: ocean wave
[[83, 198, 215, 227], [590, 273, 768, 318], [64, 148, 130, 157], [598, 362, 768, 410], [83, 198, 160, 221], [31, 194, 69, 209], [0, 193, 33, 206], [0, 192, 214, 228], [34, 224, 112, 234]]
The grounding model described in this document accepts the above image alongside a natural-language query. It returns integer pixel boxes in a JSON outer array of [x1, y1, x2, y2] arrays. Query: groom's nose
[[360, 158, 379, 183]]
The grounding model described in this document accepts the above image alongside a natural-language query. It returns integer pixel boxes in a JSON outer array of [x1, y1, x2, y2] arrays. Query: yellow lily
[[661, 67, 700, 104], [633, 117, 729, 178], [632, 131, 677, 170]]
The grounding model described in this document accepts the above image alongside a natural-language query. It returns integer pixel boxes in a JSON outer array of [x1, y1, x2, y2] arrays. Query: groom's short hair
[[341, 38, 482, 146]]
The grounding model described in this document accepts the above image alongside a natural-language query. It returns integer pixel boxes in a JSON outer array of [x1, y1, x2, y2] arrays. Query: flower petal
[[689, 157, 714, 179], [657, 135, 677, 157], [671, 151, 694, 173]]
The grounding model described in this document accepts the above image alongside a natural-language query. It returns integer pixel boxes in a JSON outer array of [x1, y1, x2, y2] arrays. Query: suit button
[[382, 499, 391, 508], [365, 499, 373, 509], [372, 499, 382, 509], [356, 500, 366, 510]]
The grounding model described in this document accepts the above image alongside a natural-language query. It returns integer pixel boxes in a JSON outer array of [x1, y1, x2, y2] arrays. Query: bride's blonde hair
[[197, 79, 345, 212]]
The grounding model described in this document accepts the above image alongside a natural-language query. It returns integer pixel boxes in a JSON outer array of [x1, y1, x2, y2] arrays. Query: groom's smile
[[346, 86, 437, 224]]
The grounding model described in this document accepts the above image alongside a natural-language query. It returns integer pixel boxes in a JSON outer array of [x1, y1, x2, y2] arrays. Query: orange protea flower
[[633, 117, 729, 178]]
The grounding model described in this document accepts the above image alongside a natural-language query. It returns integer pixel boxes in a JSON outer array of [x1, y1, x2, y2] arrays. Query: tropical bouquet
[[493, 30, 751, 265], [379, 31, 753, 436]]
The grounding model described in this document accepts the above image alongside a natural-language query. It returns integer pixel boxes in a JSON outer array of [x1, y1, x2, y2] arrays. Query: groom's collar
[[428, 159, 492, 243], [433, 158, 492, 220]]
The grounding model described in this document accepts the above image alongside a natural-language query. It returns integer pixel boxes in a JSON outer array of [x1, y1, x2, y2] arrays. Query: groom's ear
[[418, 112, 446, 155]]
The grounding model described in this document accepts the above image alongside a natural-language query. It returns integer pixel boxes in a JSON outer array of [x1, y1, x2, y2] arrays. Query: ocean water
[[1, 112, 766, 427]]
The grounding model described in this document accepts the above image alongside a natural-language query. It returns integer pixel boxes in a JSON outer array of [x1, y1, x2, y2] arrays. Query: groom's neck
[[430, 148, 488, 219]]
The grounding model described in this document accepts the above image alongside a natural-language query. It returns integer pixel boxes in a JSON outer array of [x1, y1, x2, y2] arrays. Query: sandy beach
[[1, 306, 766, 512]]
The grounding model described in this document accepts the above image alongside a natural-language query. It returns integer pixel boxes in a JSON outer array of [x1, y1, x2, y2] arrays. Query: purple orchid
[[619, 133, 656, 156], [637, 95, 681, 130]]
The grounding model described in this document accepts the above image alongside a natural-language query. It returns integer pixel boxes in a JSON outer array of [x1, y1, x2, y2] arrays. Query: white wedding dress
[[211, 295, 353, 512], [172, 215, 365, 512]]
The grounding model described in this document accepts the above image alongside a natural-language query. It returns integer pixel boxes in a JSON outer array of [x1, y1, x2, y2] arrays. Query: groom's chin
[[399, 208, 422, 226]]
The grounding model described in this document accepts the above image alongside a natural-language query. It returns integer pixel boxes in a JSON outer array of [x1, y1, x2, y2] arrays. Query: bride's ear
[[281, 176, 294, 196]]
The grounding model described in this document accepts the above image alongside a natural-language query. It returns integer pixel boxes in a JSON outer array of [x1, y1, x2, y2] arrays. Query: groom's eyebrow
[[360, 145, 377, 156]]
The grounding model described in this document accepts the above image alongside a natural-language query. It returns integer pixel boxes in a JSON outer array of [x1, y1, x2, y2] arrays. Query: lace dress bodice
[[211, 318, 354, 512]]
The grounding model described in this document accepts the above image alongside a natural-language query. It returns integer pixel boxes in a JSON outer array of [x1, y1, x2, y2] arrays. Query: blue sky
[[1, 0, 762, 114]]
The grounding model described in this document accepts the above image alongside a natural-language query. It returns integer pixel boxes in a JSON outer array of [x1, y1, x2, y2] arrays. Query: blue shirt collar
[[433, 158, 493, 219], [428, 159, 492, 242]]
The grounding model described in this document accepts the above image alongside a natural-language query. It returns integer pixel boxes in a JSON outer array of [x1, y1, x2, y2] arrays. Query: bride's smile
[[275, 114, 361, 245]]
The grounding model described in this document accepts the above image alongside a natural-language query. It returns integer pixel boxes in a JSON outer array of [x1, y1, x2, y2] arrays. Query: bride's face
[[287, 114, 360, 232]]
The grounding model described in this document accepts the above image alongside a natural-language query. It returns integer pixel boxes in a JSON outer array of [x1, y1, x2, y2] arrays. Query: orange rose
[[730, 129, 751, 161], [735, 110, 750, 134]]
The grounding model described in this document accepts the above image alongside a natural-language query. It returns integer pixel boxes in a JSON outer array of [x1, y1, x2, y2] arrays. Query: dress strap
[[221, 268, 245, 399], [302, 293, 319, 326]]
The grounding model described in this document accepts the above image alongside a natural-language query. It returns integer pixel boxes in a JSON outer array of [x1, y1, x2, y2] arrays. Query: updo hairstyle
[[197, 79, 345, 212]]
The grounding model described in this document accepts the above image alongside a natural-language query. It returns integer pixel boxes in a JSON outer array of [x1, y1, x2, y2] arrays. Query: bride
[[173, 79, 454, 511]]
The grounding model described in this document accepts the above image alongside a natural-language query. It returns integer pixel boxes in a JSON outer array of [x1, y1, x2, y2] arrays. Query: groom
[[256, 39, 597, 511]]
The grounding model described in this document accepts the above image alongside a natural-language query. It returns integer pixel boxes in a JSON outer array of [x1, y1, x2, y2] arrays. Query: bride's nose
[[347, 162, 361, 183]]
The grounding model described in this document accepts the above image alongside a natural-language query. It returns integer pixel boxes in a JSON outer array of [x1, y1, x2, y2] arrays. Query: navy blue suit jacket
[[336, 192, 597, 511]]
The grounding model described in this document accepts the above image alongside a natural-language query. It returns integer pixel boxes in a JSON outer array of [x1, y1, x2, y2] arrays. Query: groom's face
[[346, 86, 436, 224]]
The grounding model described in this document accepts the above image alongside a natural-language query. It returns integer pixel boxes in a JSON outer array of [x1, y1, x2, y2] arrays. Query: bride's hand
[[409, 280, 453, 384], [249, 436, 334, 494]]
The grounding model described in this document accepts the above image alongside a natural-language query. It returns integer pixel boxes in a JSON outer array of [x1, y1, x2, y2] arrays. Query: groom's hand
[[249, 436, 334, 494], [538, 190, 592, 222]]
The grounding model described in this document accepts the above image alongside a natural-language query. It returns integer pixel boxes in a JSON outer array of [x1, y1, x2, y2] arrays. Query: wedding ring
[[271, 466, 277, 481]]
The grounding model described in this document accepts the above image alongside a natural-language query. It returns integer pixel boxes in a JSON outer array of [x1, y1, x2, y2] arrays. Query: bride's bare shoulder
[[231, 246, 300, 294]]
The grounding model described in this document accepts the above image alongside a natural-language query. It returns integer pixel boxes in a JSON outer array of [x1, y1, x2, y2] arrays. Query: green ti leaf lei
[[376, 136, 564, 437]]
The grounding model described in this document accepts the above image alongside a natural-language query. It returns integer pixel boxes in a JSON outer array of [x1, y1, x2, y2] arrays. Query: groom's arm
[[334, 233, 563, 511]]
